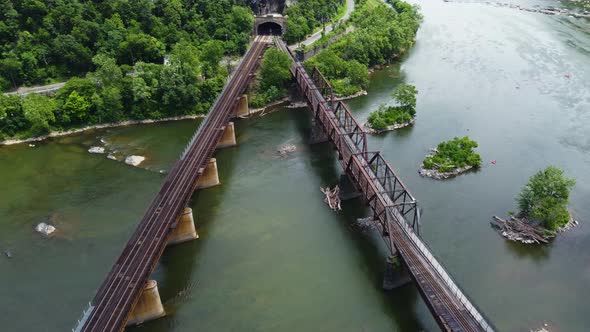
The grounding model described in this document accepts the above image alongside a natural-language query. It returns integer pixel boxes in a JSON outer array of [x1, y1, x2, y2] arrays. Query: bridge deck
[[75, 35, 271, 332], [275, 38, 494, 332]]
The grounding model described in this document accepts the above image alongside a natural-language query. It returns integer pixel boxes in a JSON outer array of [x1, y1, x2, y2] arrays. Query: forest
[[283, 0, 345, 44], [0, 0, 255, 139], [305, 0, 422, 96], [0, 0, 255, 90]]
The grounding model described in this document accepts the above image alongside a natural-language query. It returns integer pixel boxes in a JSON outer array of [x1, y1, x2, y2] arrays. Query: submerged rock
[[277, 144, 296, 157], [106, 154, 117, 161], [88, 146, 105, 154], [35, 222, 56, 236], [125, 155, 146, 167]]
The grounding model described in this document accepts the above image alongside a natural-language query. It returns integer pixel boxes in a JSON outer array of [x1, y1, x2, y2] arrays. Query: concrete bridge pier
[[126, 280, 165, 326], [383, 254, 412, 291], [168, 208, 199, 245], [338, 174, 362, 201], [196, 158, 221, 189], [234, 94, 250, 117], [216, 122, 237, 148], [309, 119, 329, 144]]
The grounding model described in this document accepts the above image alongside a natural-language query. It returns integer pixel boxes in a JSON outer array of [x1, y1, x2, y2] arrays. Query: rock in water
[[277, 144, 296, 156], [35, 222, 56, 236], [88, 146, 105, 154], [125, 155, 146, 167], [106, 154, 117, 161]]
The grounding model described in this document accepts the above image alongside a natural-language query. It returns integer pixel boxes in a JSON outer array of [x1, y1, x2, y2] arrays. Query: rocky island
[[366, 83, 418, 133], [419, 136, 482, 179], [492, 166, 578, 244]]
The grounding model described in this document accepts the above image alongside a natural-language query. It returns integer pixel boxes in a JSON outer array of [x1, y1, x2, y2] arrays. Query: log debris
[[491, 216, 555, 244], [321, 185, 342, 211]]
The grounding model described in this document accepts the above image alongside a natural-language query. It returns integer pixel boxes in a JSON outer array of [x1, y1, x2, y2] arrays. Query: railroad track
[[275, 37, 493, 332], [77, 35, 271, 332]]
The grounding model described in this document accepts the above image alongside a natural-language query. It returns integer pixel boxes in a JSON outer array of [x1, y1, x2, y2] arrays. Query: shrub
[[517, 166, 575, 230], [367, 84, 417, 129], [422, 136, 482, 172]]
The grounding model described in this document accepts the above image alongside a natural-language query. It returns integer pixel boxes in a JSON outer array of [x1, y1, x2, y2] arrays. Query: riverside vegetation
[[249, 48, 293, 108], [0, 0, 353, 141], [367, 83, 417, 131], [419, 136, 482, 179], [304, 0, 422, 96], [0, 0, 258, 140]]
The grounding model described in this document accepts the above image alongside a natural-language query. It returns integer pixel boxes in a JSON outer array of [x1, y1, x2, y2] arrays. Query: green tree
[[61, 90, 92, 124], [118, 32, 165, 65], [0, 53, 23, 90], [392, 83, 417, 116], [517, 166, 575, 230], [52, 34, 93, 73], [0, 95, 29, 138], [21, 94, 56, 135], [259, 48, 292, 90], [422, 137, 482, 172], [200, 40, 224, 78]]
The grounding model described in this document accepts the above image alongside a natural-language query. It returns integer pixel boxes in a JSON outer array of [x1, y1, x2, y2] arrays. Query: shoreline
[[419, 165, 474, 180], [491, 214, 580, 244], [2, 83, 371, 147], [0, 114, 206, 146], [364, 118, 415, 134]]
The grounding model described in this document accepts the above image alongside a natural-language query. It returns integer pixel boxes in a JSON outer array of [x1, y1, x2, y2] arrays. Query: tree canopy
[[422, 137, 482, 173], [0, 0, 254, 91], [517, 167, 575, 230], [368, 83, 417, 130], [250, 47, 292, 108], [284, 0, 345, 44], [305, 0, 422, 96]]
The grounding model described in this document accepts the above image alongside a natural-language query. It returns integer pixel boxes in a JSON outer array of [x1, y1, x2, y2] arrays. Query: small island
[[366, 84, 417, 133], [419, 136, 482, 179], [492, 166, 577, 244]]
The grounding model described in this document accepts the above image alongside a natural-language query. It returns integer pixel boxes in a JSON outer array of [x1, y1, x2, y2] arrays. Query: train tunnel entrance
[[257, 21, 283, 35]]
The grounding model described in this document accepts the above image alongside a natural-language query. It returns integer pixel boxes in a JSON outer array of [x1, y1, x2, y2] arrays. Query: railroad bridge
[[73, 34, 495, 332]]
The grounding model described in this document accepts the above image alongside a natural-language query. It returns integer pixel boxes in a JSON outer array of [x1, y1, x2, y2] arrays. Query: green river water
[[1, 1, 590, 331]]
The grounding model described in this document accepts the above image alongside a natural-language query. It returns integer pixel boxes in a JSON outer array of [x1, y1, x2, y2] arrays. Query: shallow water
[[1, 1, 590, 331]]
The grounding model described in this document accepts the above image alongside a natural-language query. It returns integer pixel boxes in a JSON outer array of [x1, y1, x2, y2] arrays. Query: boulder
[[35, 222, 56, 236], [125, 155, 146, 167], [88, 146, 105, 154]]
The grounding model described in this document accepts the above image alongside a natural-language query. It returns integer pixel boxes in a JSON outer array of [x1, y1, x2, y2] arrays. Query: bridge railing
[[181, 37, 257, 160], [71, 302, 94, 332], [276, 37, 494, 331], [386, 205, 495, 331]]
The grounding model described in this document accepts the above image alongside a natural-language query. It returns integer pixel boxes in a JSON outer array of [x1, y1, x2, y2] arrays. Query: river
[[1, 1, 589, 331]]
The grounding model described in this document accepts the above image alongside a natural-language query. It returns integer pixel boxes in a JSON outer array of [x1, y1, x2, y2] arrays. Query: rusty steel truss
[[276, 37, 494, 332]]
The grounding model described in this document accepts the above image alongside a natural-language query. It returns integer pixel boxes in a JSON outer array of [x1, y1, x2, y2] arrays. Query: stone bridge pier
[[124, 93, 251, 328]]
